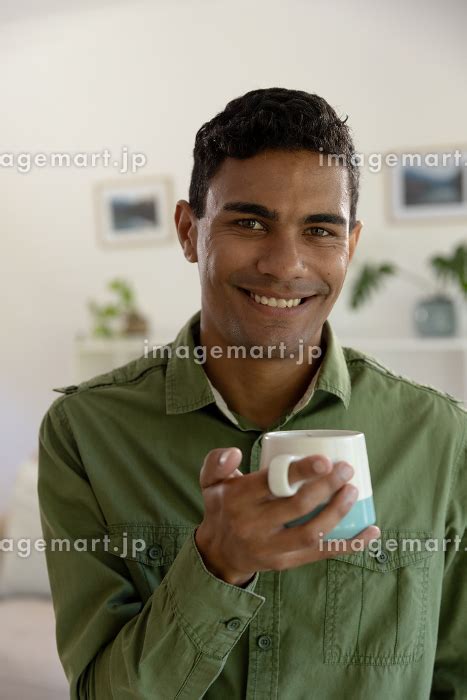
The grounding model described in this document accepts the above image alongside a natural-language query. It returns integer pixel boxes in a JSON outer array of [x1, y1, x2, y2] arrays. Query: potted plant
[[87, 278, 148, 338], [349, 243, 467, 337]]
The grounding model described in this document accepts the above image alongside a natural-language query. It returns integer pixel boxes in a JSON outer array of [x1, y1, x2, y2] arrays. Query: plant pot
[[413, 294, 457, 337], [123, 311, 148, 336]]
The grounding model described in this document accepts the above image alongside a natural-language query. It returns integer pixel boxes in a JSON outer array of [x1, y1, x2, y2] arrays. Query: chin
[[236, 327, 312, 355]]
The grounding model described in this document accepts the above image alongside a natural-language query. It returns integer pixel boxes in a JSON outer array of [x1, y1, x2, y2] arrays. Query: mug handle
[[268, 454, 305, 497]]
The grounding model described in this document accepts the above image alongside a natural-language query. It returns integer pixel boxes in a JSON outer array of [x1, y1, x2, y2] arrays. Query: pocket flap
[[328, 529, 436, 573], [107, 523, 194, 566]]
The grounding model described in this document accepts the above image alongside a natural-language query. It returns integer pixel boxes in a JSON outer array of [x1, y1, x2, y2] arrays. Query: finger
[[258, 454, 335, 503], [262, 460, 354, 521], [289, 454, 333, 483], [286, 454, 334, 491], [199, 447, 243, 489], [272, 482, 359, 553]]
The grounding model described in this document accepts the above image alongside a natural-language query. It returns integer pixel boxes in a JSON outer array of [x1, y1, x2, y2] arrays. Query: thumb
[[199, 447, 243, 488]]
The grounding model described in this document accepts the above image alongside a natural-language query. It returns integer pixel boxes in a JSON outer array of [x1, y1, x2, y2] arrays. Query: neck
[[198, 325, 325, 430]]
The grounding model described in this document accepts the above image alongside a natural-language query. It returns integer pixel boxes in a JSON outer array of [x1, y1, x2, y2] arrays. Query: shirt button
[[257, 634, 272, 650], [147, 544, 163, 560], [376, 550, 389, 564], [225, 617, 242, 631]]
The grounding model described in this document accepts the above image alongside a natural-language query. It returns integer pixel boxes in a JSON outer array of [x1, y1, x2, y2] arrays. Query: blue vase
[[413, 295, 457, 337]]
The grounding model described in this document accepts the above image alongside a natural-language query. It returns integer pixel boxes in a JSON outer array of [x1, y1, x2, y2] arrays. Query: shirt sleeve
[[430, 421, 467, 699], [38, 399, 265, 700]]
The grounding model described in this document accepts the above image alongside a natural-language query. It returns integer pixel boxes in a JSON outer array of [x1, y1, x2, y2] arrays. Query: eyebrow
[[222, 201, 347, 227]]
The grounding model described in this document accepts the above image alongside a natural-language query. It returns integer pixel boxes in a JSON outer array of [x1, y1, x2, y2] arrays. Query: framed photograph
[[389, 148, 467, 221], [94, 176, 174, 247]]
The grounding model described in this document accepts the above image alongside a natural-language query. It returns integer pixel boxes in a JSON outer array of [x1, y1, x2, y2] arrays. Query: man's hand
[[195, 447, 380, 587]]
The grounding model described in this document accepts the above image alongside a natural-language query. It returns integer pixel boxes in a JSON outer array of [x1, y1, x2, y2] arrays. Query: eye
[[306, 227, 331, 237], [235, 218, 266, 230]]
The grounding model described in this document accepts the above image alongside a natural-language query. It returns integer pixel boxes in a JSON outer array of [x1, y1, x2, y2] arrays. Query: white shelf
[[74, 336, 146, 354], [341, 337, 467, 352], [74, 329, 176, 352], [72, 331, 177, 384], [340, 336, 467, 406], [71, 333, 466, 406]]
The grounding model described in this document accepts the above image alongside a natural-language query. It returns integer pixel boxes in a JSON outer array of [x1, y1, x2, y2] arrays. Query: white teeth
[[251, 292, 302, 308]]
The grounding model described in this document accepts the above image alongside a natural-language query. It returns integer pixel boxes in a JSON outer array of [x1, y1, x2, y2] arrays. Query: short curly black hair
[[189, 87, 360, 231]]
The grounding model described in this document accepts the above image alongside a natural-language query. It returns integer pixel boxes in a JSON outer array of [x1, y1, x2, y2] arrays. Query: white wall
[[1, 0, 466, 510]]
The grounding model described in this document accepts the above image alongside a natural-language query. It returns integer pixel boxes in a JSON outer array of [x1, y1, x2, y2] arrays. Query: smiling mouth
[[238, 288, 313, 308]]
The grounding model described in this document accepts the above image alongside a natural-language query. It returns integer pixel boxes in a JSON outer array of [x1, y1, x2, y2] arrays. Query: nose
[[256, 230, 307, 281]]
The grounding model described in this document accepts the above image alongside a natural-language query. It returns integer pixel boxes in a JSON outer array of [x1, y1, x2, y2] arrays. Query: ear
[[348, 220, 363, 263], [174, 200, 198, 263]]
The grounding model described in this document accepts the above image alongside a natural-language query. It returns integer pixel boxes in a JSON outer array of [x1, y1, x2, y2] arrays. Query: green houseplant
[[349, 243, 467, 336], [87, 278, 148, 338]]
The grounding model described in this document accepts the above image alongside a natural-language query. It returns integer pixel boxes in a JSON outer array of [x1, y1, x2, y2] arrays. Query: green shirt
[[38, 311, 467, 700]]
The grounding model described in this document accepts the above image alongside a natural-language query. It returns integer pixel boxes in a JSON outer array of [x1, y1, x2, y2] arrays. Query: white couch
[[0, 458, 69, 700]]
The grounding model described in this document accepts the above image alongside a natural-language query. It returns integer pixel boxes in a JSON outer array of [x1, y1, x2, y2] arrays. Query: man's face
[[177, 149, 361, 355]]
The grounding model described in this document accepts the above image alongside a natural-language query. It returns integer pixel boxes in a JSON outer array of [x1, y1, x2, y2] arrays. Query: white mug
[[260, 429, 376, 540]]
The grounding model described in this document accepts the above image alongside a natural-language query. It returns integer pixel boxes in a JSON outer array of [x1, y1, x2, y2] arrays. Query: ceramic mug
[[260, 429, 376, 540]]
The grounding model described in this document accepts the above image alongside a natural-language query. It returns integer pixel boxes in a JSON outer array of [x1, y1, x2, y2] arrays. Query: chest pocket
[[323, 529, 434, 665], [107, 523, 194, 602]]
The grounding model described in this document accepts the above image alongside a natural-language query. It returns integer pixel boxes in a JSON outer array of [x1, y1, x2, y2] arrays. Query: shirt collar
[[165, 310, 351, 415]]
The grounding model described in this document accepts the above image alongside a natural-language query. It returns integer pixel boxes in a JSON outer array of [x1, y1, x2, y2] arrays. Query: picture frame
[[94, 175, 174, 248], [389, 147, 467, 222]]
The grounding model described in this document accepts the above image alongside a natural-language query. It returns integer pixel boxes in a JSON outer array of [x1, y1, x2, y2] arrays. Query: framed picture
[[94, 176, 174, 247], [389, 147, 467, 221]]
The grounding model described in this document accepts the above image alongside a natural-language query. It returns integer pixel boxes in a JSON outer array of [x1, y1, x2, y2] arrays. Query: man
[[38, 88, 466, 699]]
